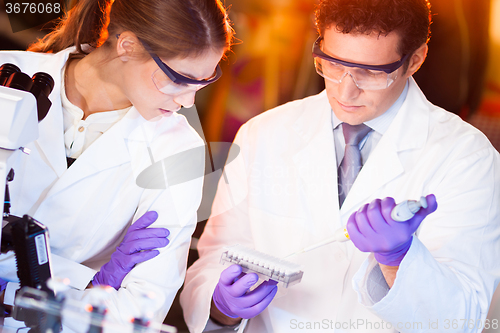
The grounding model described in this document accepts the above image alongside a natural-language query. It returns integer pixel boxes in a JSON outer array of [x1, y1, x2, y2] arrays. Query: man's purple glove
[[346, 194, 438, 266], [213, 264, 278, 319], [92, 211, 169, 289], [0, 278, 7, 293]]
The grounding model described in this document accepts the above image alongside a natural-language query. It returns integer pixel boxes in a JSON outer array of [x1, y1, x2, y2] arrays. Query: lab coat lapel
[[33, 50, 72, 178], [291, 91, 341, 231], [44, 107, 142, 198], [340, 78, 430, 215]]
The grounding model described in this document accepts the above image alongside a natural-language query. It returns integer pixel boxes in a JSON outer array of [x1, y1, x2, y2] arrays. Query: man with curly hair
[[181, 1, 500, 332]]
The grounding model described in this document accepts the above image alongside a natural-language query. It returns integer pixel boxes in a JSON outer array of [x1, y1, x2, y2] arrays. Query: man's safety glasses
[[140, 39, 222, 95], [312, 37, 410, 90]]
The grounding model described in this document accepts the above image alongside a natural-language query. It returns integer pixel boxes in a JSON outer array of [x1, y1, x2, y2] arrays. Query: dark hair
[[28, 0, 234, 59], [315, 0, 431, 65]]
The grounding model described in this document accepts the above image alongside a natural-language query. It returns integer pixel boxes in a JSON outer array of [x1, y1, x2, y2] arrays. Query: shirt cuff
[[367, 263, 390, 303], [51, 254, 97, 290], [204, 317, 241, 331], [352, 235, 418, 307]]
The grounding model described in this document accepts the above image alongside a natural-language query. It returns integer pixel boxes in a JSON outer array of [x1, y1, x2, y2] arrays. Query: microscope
[[0, 62, 57, 331]]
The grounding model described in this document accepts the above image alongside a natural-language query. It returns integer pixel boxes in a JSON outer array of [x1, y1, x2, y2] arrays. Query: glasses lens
[[314, 58, 397, 90], [152, 68, 206, 95]]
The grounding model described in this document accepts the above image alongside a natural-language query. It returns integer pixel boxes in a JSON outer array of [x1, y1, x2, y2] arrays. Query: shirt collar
[[332, 79, 409, 133]]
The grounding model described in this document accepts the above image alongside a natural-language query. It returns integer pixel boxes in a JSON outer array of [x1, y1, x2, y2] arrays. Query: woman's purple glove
[[213, 264, 278, 319], [92, 211, 169, 289], [346, 194, 438, 266]]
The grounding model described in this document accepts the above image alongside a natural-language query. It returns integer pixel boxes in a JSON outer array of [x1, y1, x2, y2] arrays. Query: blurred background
[[2, 0, 500, 151], [1, 0, 500, 331]]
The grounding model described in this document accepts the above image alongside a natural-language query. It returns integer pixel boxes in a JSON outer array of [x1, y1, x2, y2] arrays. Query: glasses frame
[[140, 38, 222, 86], [312, 36, 410, 74], [150, 56, 222, 86]]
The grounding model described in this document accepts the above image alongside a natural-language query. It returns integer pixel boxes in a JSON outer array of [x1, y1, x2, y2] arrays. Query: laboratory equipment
[[131, 292, 160, 333], [220, 244, 304, 288], [285, 196, 429, 258], [391, 196, 428, 221], [86, 286, 111, 333], [42, 278, 71, 333], [10, 286, 178, 333], [1, 215, 53, 293], [1, 62, 54, 237], [0, 63, 55, 331]]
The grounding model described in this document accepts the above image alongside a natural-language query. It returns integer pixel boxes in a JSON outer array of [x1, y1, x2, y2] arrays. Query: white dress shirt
[[332, 80, 410, 168], [60, 66, 131, 159]]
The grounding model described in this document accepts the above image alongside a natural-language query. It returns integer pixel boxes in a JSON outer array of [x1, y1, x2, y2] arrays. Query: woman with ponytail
[[0, 0, 233, 328]]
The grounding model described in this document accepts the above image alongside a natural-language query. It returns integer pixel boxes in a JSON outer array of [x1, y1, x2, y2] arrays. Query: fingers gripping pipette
[[285, 196, 428, 258]]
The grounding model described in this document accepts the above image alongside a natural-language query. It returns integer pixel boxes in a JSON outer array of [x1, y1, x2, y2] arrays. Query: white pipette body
[[286, 196, 428, 258], [390, 196, 428, 221]]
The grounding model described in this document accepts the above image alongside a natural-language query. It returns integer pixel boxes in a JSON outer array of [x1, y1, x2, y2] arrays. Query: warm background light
[[487, 0, 500, 86]]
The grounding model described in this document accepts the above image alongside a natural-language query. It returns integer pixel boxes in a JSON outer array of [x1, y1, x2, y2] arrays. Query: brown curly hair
[[315, 0, 431, 65]]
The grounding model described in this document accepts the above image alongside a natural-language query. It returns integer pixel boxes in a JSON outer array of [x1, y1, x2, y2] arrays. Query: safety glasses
[[312, 36, 410, 90], [141, 39, 222, 95]]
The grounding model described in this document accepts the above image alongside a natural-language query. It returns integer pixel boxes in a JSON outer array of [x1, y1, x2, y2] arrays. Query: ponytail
[[28, 0, 112, 54]]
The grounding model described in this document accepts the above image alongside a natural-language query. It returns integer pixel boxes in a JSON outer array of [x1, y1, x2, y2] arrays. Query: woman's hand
[[92, 211, 169, 289]]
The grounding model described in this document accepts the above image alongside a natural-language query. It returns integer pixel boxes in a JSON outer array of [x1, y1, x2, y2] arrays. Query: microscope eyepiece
[[0, 63, 21, 86], [31, 72, 54, 97], [30, 72, 55, 121], [0, 63, 55, 122], [4, 72, 33, 92]]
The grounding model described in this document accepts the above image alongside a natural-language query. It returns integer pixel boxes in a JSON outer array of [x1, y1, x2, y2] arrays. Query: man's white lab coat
[[181, 79, 500, 333]]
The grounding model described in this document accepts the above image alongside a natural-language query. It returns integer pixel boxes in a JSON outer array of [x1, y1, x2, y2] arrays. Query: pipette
[[284, 196, 428, 258]]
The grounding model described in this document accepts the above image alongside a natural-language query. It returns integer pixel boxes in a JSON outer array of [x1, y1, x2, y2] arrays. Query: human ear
[[116, 31, 139, 62], [406, 43, 428, 76]]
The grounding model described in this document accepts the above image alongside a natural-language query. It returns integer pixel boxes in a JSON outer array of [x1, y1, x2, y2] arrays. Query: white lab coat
[[0, 48, 205, 328], [180, 79, 500, 333]]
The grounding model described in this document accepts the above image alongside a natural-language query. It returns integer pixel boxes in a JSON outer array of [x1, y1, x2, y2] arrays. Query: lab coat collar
[[30, 46, 156, 198], [35, 48, 73, 178], [340, 77, 430, 214], [290, 78, 430, 224], [44, 107, 148, 199], [291, 91, 341, 230], [290, 79, 430, 260], [35, 45, 132, 180], [292, 90, 332, 143]]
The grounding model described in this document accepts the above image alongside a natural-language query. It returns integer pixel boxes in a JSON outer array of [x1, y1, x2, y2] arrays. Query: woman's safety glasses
[[150, 56, 222, 95], [312, 37, 410, 90], [140, 39, 222, 96]]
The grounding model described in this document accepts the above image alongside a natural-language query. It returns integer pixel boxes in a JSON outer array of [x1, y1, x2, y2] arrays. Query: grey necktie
[[338, 123, 372, 207]]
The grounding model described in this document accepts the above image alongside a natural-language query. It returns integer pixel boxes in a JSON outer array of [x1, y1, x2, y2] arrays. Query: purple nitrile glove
[[346, 194, 438, 266], [0, 278, 7, 292], [92, 211, 169, 289], [213, 264, 278, 319]]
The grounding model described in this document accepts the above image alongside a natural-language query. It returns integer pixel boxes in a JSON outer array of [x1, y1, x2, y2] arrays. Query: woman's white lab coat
[[0, 48, 205, 327], [180, 79, 500, 332]]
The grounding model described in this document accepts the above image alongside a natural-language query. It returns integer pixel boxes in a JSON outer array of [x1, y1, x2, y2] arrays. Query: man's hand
[[346, 194, 438, 266], [212, 264, 278, 320]]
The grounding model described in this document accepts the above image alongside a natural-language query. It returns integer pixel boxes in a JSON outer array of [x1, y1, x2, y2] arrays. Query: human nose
[[337, 71, 361, 101], [173, 90, 196, 109]]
